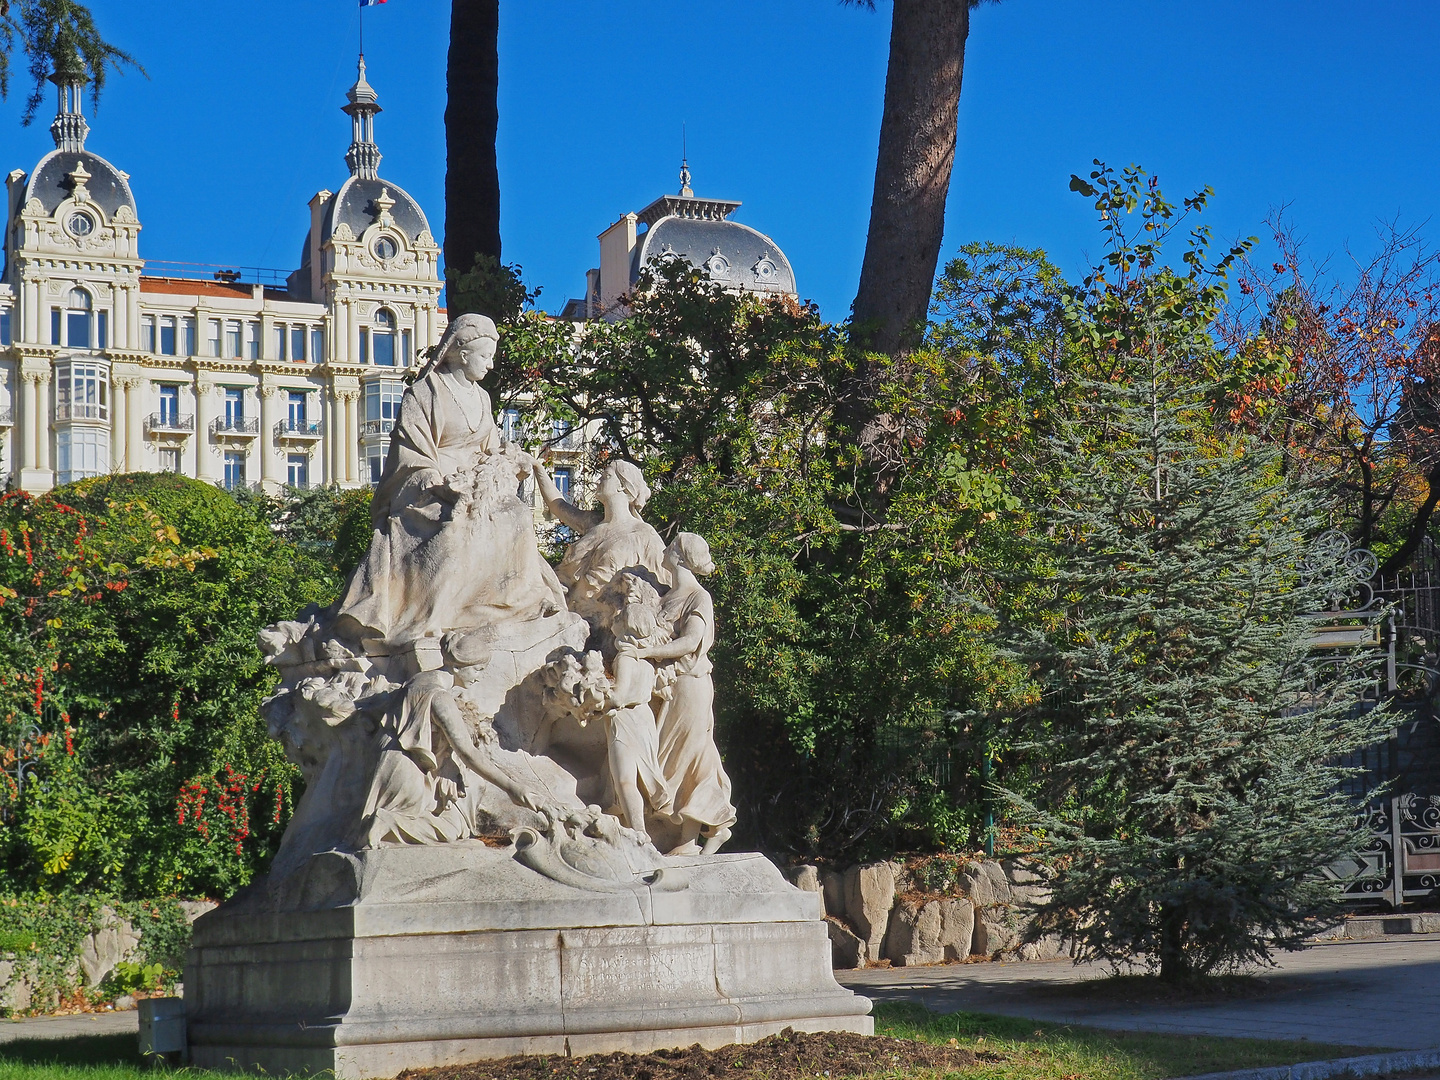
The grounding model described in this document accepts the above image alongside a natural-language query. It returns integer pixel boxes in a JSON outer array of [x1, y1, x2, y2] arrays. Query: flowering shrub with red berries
[[0, 474, 336, 899]]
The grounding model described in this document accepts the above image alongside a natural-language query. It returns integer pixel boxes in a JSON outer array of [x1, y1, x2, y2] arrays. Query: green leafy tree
[[498, 256, 1059, 857], [1008, 164, 1390, 981], [445, 254, 541, 323], [231, 483, 373, 579]]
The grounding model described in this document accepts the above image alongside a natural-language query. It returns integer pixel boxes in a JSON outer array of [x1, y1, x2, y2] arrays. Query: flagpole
[[359, 2, 364, 58]]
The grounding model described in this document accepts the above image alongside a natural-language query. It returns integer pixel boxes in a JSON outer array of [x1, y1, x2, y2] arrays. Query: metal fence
[[1323, 793, 1440, 907], [1325, 535, 1440, 906]]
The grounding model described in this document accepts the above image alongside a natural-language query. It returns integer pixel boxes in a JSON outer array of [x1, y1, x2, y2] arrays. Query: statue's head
[[665, 532, 715, 577], [600, 459, 651, 514], [613, 600, 660, 647], [435, 313, 499, 382]]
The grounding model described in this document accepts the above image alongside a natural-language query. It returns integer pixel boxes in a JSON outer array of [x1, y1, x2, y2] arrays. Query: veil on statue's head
[[610, 460, 651, 513], [417, 313, 499, 379]]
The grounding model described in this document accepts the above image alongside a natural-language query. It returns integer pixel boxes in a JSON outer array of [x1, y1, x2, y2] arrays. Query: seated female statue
[[335, 314, 566, 647]]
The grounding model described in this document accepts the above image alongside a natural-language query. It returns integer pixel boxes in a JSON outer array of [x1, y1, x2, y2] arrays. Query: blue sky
[[2, 1, 1436, 321]]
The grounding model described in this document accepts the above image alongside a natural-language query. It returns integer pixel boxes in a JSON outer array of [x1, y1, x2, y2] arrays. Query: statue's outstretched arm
[[430, 692, 548, 812], [638, 614, 706, 662], [529, 458, 602, 534]]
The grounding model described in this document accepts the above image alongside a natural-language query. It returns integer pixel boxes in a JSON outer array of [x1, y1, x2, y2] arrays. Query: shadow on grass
[[1028, 972, 1272, 1005], [0, 1033, 332, 1079], [0, 1034, 143, 1068], [873, 1001, 1386, 1080]]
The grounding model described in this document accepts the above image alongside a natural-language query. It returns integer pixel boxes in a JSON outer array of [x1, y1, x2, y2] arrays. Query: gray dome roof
[[23, 149, 136, 219], [321, 175, 430, 244], [634, 214, 795, 295]]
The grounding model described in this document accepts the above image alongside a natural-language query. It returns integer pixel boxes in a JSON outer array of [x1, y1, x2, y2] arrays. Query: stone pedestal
[[185, 845, 871, 1079]]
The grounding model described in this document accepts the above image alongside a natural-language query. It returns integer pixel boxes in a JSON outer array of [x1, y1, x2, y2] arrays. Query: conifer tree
[[1011, 165, 1390, 982]]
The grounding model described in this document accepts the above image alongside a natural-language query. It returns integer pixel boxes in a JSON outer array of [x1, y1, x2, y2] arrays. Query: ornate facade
[[0, 53, 444, 493]]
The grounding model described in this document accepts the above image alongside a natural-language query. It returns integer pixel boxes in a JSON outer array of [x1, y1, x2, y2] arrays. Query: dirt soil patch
[[400, 1027, 988, 1080]]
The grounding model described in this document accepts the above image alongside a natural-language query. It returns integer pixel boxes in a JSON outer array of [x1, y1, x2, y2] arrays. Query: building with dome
[[561, 162, 797, 321], [0, 52, 444, 493]]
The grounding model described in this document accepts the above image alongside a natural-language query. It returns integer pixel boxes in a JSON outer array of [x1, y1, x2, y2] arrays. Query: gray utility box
[[138, 997, 187, 1058]]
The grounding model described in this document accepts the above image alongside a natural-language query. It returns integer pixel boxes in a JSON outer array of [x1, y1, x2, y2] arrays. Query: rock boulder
[[826, 918, 867, 969], [79, 906, 141, 988], [843, 862, 896, 960], [784, 865, 825, 916]]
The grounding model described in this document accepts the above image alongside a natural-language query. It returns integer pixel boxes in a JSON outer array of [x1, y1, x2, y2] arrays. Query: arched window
[[372, 308, 397, 366], [67, 288, 93, 349]]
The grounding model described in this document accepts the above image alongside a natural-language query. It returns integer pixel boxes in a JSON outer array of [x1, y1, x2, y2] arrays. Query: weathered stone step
[[1312, 912, 1440, 939]]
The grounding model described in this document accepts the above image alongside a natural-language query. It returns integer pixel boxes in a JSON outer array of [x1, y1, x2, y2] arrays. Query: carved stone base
[[184, 845, 871, 1079]]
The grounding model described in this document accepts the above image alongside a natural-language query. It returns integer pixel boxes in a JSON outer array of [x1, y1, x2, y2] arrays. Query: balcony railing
[[0, 407, 12, 428], [361, 418, 395, 437], [210, 416, 259, 438], [275, 418, 323, 439], [498, 425, 586, 452], [144, 412, 195, 435], [55, 403, 108, 422], [545, 429, 585, 452]]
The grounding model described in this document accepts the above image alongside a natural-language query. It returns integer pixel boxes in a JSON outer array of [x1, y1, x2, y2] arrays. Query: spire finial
[[678, 125, 693, 197], [48, 47, 90, 152], [342, 53, 383, 179]]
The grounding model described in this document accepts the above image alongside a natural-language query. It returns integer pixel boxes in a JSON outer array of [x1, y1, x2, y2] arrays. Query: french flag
[[359, 0, 386, 6]]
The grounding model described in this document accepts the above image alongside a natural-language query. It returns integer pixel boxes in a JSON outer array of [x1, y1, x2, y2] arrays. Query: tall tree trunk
[[850, 0, 970, 358], [445, 0, 501, 282], [1157, 902, 1189, 983]]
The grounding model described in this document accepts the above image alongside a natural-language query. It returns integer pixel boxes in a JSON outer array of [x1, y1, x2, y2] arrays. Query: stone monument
[[184, 314, 871, 1078]]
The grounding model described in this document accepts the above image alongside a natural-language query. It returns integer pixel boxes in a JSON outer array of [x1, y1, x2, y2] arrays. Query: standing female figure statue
[[335, 313, 566, 646], [530, 459, 667, 628], [635, 533, 736, 855]]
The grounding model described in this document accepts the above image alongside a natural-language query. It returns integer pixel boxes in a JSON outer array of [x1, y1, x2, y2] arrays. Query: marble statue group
[[256, 313, 736, 890], [188, 313, 870, 1076]]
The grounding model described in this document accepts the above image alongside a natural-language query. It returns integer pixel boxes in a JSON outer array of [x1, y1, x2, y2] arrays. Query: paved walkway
[[2, 939, 1436, 1056], [0, 1011, 137, 1043], [839, 933, 1440, 1050]]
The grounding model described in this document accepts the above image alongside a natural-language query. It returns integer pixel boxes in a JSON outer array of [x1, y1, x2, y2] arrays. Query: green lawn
[[0, 1007, 1386, 1080], [873, 1001, 1384, 1080], [0, 1034, 231, 1080]]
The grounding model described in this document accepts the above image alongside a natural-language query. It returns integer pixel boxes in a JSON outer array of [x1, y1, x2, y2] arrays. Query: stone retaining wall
[[0, 900, 215, 1014], [781, 858, 1071, 969]]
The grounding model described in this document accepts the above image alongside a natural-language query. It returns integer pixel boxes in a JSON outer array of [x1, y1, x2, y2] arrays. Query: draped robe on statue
[[656, 584, 736, 838], [335, 366, 566, 645]]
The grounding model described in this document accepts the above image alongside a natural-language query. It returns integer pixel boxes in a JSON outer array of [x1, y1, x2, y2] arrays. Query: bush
[[98, 960, 165, 998], [0, 474, 338, 897]]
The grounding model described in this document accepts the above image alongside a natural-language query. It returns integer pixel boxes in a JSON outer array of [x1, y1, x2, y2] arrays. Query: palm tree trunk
[[445, 0, 501, 278], [851, 0, 970, 358]]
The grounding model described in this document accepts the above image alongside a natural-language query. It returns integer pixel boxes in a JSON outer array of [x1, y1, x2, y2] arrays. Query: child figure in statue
[[603, 582, 677, 841]]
